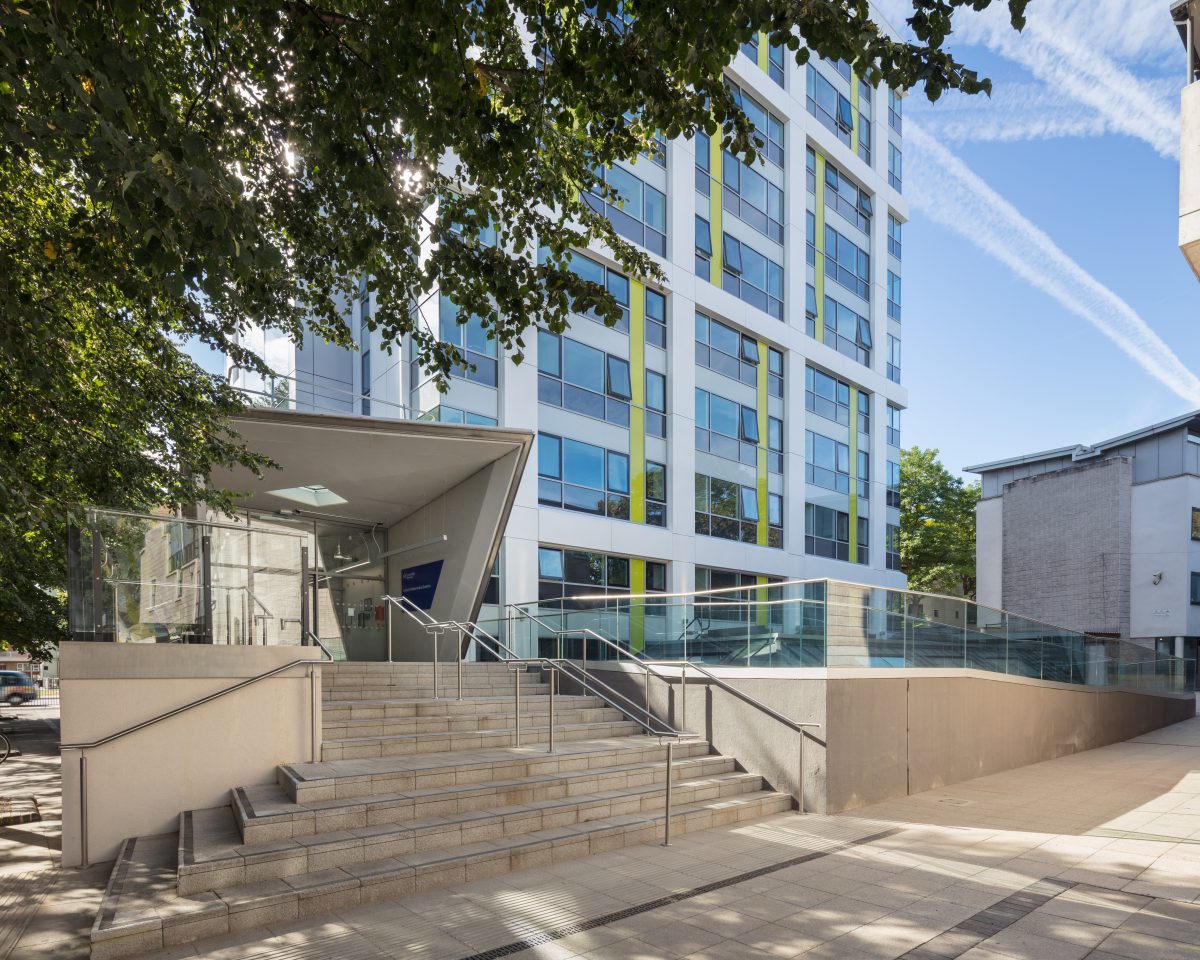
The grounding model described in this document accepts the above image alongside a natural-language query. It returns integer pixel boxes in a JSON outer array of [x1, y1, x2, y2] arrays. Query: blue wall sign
[[401, 560, 444, 611]]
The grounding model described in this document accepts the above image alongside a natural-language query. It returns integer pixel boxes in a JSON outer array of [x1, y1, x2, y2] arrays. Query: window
[[767, 416, 783, 474], [537, 433, 631, 520], [538, 332, 632, 426], [823, 159, 872, 235], [743, 33, 785, 86], [542, 248, 634, 334], [1192, 507, 1200, 540], [696, 388, 759, 466], [858, 392, 871, 435], [886, 524, 901, 571], [624, 109, 668, 168], [805, 430, 850, 493], [887, 404, 902, 447], [888, 88, 902, 134], [1192, 572, 1200, 605], [857, 449, 870, 498], [805, 366, 852, 426], [584, 164, 667, 256], [887, 460, 901, 508], [887, 214, 902, 260], [858, 112, 872, 166], [806, 210, 817, 266], [538, 547, 633, 603], [824, 295, 873, 367], [646, 461, 667, 527], [768, 493, 784, 548], [695, 215, 713, 276], [887, 334, 901, 383], [887, 271, 901, 322], [889, 142, 903, 192], [722, 152, 784, 243], [695, 311, 761, 386], [726, 80, 785, 167], [645, 288, 667, 349], [439, 296, 499, 387], [824, 225, 870, 301], [768, 347, 784, 398], [721, 233, 784, 320], [696, 474, 759, 543], [805, 502, 851, 561], [645, 369, 667, 438], [806, 64, 854, 150], [360, 336, 371, 417], [646, 560, 667, 592], [856, 517, 870, 566]]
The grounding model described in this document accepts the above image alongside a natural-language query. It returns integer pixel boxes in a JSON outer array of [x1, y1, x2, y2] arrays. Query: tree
[[899, 447, 981, 599], [0, 1, 1031, 654]]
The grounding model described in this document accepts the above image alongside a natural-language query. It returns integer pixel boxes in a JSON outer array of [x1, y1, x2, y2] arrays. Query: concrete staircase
[[89, 661, 792, 958]]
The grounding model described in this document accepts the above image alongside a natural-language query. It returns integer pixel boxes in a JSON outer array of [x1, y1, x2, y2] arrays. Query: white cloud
[[905, 121, 1200, 405], [909, 82, 1111, 144]]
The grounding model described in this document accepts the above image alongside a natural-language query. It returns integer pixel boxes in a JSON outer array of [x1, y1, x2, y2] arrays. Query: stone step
[[322, 661, 519, 674], [322, 704, 624, 739], [234, 752, 738, 844], [281, 735, 715, 804], [179, 768, 767, 894], [323, 682, 550, 701], [322, 673, 547, 689], [93, 792, 793, 959], [320, 719, 643, 761], [321, 693, 603, 722]]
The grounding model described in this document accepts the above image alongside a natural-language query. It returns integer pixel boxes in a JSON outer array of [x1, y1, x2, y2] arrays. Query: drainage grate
[[455, 827, 901, 960]]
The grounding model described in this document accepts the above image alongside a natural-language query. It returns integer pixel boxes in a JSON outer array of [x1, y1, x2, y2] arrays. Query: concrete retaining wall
[[59, 642, 324, 867], [591, 664, 1195, 815]]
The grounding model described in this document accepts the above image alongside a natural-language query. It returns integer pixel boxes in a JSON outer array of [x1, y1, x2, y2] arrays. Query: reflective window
[[886, 523, 901, 571], [805, 502, 851, 562], [806, 64, 855, 151], [889, 141, 903, 192], [721, 233, 784, 320], [695, 311, 760, 386], [722, 152, 784, 243], [823, 159, 872, 235], [439, 296, 499, 387], [888, 88, 903, 133], [537, 546, 634, 603], [537, 434, 632, 520], [646, 461, 667, 527], [768, 347, 784, 398], [824, 225, 870, 301], [645, 370, 667, 439], [805, 366, 852, 426], [887, 214, 902, 260], [887, 404, 902, 447], [887, 271, 901, 322], [585, 164, 667, 256], [645, 288, 667, 349], [726, 79, 785, 167], [695, 215, 713, 277], [824, 295, 873, 367], [696, 388, 759, 466], [887, 460, 901, 507], [538, 333, 632, 427], [887, 334, 901, 383], [695, 474, 760, 544], [540, 248, 633, 334], [805, 430, 851, 493]]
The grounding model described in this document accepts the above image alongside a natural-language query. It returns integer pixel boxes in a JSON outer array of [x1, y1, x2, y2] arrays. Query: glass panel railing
[[508, 578, 1189, 695]]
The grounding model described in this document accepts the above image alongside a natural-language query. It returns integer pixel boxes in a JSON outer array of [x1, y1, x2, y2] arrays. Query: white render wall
[[1130, 474, 1200, 640]]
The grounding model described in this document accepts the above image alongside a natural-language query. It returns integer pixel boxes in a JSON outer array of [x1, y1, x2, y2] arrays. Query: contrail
[[905, 121, 1200, 404]]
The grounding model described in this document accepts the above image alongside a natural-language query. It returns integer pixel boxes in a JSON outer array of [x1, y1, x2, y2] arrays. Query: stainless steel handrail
[[64, 636, 331, 868]]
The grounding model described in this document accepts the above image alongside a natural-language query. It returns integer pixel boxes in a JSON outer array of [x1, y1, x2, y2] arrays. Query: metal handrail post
[[663, 741, 673, 846], [79, 753, 88, 869], [514, 667, 521, 747], [457, 627, 463, 701], [548, 666, 555, 754], [432, 628, 440, 699], [386, 601, 393, 663], [798, 731, 805, 814]]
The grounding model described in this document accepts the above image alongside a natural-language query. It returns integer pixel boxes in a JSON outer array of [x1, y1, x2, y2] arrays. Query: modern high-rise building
[[231, 22, 910, 618]]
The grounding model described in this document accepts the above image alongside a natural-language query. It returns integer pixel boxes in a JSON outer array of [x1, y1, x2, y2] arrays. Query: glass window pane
[[563, 338, 604, 392], [606, 355, 632, 399], [607, 271, 630, 307], [605, 165, 642, 212], [694, 388, 708, 428], [607, 451, 630, 495], [537, 329, 560, 376], [646, 370, 666, 412], [538, 434, 561, 479], [645, 289, 665, 324], [538, 547, 563, 580], [565, 550, 604, 586], [740, 487, 759, 521], [563, 438, 605, 488], [647, 462, 666, 501], [740, 407, 759, 443], [710, 320, 740, 357], [571, 253, 606, 288], [606, 556, 630, 589], [695, 217, 713, 255], [722, 235, 742, 274], [711, 394, 739, 437], [644, 185, 666, 232]]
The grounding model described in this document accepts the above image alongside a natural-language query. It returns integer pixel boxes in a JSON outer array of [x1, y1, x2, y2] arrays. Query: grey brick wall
[[1001, 457, 1130, 636]]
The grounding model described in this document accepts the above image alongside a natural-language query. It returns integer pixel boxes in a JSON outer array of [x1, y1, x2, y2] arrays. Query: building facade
[[231, 25, 910, 616], [1173, 0, 1200, 279], [968, 412, 1200, 687]]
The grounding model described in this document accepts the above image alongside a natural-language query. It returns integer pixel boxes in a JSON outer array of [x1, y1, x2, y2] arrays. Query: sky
[[885, 0, 1200, 477], [188, 1, 1200, 481]]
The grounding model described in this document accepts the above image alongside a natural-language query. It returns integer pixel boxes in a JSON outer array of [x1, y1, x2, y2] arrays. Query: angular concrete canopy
[[208, 409, 532, 643], [210, 409, 532, 529]]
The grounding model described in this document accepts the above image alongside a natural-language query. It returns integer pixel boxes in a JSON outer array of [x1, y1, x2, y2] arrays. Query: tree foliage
[[0, 0, 1030, 655], [898, 447, 980, 599]]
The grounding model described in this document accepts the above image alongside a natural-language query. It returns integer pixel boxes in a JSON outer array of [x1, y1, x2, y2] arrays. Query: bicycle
[[0, 733, 8, 765]]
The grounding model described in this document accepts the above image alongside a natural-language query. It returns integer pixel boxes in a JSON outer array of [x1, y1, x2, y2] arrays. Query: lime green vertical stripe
[[709, 136, 723, 283], [756, 342, 769, 547], [756, 575, 768, 627], [814, 153, 827, 344], [850, 71, 860, 154], [756, 32, 769, 74], [630, 559, 646, 653], [848, 388, 859, 563], [630, 281, 646, 525]]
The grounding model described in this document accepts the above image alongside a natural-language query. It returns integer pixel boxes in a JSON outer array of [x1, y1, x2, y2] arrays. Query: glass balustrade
[[504, 579, 1188, 695]]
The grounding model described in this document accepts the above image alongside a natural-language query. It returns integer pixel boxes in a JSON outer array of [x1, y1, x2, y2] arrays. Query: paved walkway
[[7, 715, 1200, 960]]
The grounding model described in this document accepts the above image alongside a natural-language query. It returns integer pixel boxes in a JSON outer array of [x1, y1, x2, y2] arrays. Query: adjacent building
[[232, 20, 910, 618], [1173, 0, 1200, 278], [967, 411, 1200, 687]]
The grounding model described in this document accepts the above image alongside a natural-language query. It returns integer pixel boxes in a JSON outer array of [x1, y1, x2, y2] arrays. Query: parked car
[[0, 671, 37, 706]]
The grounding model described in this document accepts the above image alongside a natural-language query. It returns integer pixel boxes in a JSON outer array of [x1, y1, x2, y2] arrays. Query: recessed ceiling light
[[267, 484, 348, 507]]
